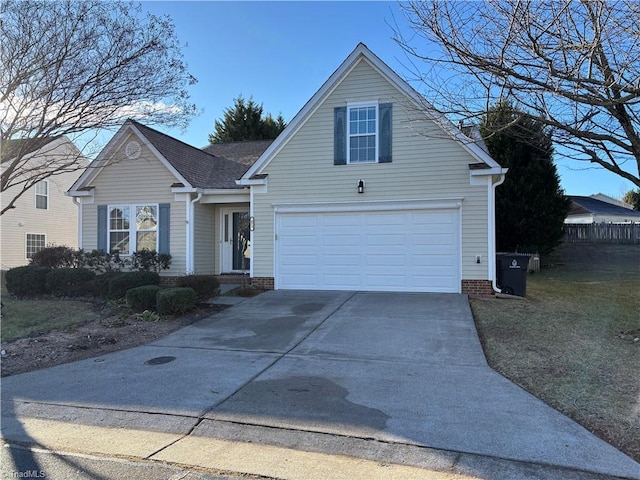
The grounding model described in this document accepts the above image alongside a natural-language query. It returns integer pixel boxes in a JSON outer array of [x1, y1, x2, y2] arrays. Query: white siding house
[[1, 136, 83, 269]]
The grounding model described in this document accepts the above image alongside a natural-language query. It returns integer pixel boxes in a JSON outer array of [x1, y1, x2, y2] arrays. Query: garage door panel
[[276, 209, 460, 293]]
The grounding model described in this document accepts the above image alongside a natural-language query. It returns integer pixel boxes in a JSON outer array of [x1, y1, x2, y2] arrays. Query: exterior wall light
[[357, 179, 365, 194], [250, 216, 255, 231]]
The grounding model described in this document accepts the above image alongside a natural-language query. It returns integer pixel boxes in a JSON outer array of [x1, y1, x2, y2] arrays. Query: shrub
[[5, 266, 51, 296], [131, 249, 172, 272], [175, 275, 220, 301], [107, 271, 161, 299], [94, 271, 122, 298], [29, 245, 77, 268], [157, 287, 196, 315], [126, 285, 161, 312], [46, 268, 96, 297]]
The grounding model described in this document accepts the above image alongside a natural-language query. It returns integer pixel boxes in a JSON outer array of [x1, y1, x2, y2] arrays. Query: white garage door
[[276, 208, 460, 293]]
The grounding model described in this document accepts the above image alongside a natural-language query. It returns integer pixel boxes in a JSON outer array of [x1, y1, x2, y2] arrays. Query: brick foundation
[[159, 276, 179, 287], [251, 277, 274, 290], [216, 274, 249, 284], [461, 279, 494, 296]]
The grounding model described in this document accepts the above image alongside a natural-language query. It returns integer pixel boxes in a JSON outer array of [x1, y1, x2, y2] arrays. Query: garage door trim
[[273, 198, 463, 214]]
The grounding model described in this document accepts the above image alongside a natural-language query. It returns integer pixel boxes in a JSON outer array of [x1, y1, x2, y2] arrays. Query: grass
[[471, 243, 640, 461], [1, 293, 101, 342]]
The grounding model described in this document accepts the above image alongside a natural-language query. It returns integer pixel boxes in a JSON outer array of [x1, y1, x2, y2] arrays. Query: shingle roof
[[569, 196, 640, 217], [202, 140, 273, 166], [130, 120, 249, 189], [1, 136, 61, 163]]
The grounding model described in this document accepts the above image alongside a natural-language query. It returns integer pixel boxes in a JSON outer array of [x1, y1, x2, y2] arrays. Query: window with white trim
[[26, 233, 46, 258], [108, 204, 158, 254], [348, 104, 378, 163], [35, 180, 48, 209]]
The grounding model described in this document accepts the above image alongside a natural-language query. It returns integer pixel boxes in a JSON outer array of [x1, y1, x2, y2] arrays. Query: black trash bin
[[496, 254, 529, 296]]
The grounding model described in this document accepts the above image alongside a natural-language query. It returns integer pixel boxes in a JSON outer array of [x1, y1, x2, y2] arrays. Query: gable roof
[[203, 140, 273, 166], [70, 120, 251, 193], [569, 196, 640, 217], [240, 43, 504, 183], [130, 121, 248, 189], [1, 136, 63, 163]]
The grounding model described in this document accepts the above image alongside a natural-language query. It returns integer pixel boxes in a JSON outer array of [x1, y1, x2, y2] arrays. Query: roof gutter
[[185, 192, 203, 274], [490, 172, 507, 294]]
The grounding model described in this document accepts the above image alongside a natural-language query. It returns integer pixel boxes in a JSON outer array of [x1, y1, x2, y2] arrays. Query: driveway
[[2, 290, 639, 479]]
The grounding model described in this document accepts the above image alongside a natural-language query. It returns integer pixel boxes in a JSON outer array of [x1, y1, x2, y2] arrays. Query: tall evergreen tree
[[208, 95, 286, 144], [481, 102, 571, 255]]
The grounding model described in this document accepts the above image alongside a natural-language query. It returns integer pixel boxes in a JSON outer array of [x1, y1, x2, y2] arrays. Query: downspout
[[489, 173, 507, 293], [73, 197, 83, 250], [186, 193, 202, 274]]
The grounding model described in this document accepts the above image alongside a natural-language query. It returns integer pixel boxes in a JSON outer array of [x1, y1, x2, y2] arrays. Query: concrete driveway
[[2, 290, 639, 480]]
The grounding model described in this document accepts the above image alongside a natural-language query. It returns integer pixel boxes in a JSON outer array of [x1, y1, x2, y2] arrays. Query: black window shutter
[[334, 106, 347, 165], [158, 203, 170, 254], [379, 103, 392, 163], [97, 205, 107, 252]]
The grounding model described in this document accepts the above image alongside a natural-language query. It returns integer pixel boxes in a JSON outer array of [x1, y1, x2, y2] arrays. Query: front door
[[221, 209, 250, 272]]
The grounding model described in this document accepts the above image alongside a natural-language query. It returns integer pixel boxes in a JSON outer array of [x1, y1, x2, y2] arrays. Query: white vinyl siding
[[1, 138, 81, 269], [251, 57, 490, 286], [80, 134, 186, 275]]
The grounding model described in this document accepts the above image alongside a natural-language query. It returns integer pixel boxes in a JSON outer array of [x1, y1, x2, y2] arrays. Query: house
[[566, 196, 640, 224], [1, 136, 84, 270], [69, 43, 507, 294], [589, 193, 634, 210]]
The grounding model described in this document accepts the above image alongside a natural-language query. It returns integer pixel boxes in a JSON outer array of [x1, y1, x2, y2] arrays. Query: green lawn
[[1, 295, 101, 342], [471, 243, 640, 461]]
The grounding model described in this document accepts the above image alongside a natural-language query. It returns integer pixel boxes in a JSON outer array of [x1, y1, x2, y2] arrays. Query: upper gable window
[[348, 105, 378, 163], [334, 103, 392, 165], [35, 180, 48, 209]]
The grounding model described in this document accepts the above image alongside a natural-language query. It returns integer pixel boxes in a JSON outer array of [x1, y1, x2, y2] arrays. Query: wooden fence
[[563, 223, 640, 244]]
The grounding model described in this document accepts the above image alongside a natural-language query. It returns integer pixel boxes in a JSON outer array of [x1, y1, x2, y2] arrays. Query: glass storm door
[[221, 209, 250, 272]]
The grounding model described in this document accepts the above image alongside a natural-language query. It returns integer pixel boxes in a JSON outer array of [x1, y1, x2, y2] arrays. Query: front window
[[348, 104, 377, 163], [35, 180, 48, 209], [26, 233, 46, 258], [108, 204, 157, 254]]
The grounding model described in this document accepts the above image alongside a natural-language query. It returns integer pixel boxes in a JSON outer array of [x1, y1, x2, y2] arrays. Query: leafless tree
[[0, 0, 198, 214], [395, 0, 640, 188]]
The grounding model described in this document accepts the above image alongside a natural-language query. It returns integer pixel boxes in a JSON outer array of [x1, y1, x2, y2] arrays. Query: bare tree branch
[[0, 0, 198, 214], [394, 0, 640, 188]]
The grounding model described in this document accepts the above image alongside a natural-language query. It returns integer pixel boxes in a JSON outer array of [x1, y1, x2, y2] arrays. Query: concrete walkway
[[2, 291, 639, 480]]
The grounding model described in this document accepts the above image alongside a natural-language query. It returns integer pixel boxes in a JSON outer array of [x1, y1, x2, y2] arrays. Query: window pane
[[35, 181, 47, 195], [36, 195, 47, 209], [26, 234, 46, 258], [136, 205, 157, 230], [136, 231, 156, 251], [110, 232, 129, 254], [109, 207, 130, 230]]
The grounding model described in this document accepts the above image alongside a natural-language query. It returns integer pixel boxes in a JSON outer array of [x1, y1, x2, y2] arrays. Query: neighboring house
[[69, 43, 507, 294], [589, 193, 634, 210], [1, 136, 84, 270], [566, 196, 640, 224]]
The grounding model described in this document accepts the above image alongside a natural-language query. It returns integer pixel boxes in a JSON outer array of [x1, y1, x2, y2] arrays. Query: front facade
[[240, 44, 506, 294], [1, 137, 83, 269], [70, 44, 506, 294]]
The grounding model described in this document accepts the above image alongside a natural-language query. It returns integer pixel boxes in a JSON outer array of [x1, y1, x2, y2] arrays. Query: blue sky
[[142, 1, 636, 199]]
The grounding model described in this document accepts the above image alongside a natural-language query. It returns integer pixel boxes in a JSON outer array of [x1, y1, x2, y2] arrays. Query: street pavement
[[2, 290, 639, 480]]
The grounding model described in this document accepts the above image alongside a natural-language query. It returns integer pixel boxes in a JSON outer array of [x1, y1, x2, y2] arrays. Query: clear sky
[[141, 0, 636, 199]]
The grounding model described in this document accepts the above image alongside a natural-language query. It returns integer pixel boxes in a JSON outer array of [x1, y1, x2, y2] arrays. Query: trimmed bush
[[5, 266, 51, 296], [29, 246, 77, 268], [46, 268, 96, 297], [126, 285, 161, 312], [175, 275, 220, 301], [157, 287, 196, 315], [107, 271, 161, 299], [94, 271, 121, 298]]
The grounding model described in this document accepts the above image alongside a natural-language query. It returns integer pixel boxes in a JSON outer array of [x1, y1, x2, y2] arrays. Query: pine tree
[[208, 96, 286, 144], [481, 102, 571, 255]]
